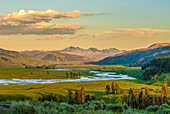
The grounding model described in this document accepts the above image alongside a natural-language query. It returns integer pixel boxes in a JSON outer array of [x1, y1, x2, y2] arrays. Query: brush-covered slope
[[57, 46, 123, 61], [90, 43, 170, 66], [20, 50, 89, 63], [130, 51, 170, 67], [0, 48, 51, 67]]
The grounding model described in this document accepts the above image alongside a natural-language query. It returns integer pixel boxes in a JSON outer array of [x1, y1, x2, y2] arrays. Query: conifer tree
[[79, 87, 86, 104], [105, 85, 110, 94], [68, 89, 73, 104], [161, 81, 169, 99], [74, 89, 79, 104]]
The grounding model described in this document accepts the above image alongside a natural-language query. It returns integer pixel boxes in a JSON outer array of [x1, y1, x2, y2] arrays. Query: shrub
[[0, 108, 7, 114], [161, 108, 170, 114], [11, 101, 37, 114], [161, 104, 170, 109], [146, 105, 159, 112], [106, 104, 126, 112]]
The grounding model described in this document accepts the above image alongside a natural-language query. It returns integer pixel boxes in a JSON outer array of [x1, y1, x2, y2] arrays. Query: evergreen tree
[[161, 81, 169, 99], [105, 85, 110, 94], [68, 89, 73, 104], [74, 89, 79, 104], [79, 87, 85, 104]]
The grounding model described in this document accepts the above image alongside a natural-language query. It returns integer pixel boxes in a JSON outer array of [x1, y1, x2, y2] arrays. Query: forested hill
[[130, 51, 170, 67], [142, 57, 170, 81], [89, 43, 170, 66]]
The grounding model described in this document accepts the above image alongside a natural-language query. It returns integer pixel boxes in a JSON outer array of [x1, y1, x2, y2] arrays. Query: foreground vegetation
[[0, 100, 170, 114]]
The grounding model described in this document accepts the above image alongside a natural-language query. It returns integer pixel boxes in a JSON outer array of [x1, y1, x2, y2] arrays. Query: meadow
[[0, 65, 169, 104]]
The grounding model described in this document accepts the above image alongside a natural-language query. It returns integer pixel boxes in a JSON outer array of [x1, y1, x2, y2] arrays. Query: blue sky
[[0, 0, 170, 50]]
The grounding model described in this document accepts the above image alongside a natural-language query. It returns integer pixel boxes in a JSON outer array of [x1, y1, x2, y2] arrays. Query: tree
[[74, 89, 79, 104], [79, 87, 86, 104], [111, 81, 121, 94], [105, 85, 110, 94], [116, 96, 122, 104], [122, 93, 127, 104], [68, 89, 73, 104], [161, 81, 169, 99], [66, 72, 69, 78]]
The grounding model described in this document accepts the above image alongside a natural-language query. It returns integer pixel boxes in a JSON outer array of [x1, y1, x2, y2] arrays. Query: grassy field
[[0, 80, 165, 103], [0, 65, 169, 104]]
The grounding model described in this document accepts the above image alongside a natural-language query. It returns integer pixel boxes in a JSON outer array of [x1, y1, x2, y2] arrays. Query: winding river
[[0, 69, 135, 84]]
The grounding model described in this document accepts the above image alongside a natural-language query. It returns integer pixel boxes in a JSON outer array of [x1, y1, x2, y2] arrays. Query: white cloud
[[105, 28, 170, 37], [0, 9, 94, 35]]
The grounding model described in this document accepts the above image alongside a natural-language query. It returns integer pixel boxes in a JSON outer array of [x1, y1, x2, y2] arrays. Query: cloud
[[93, 33, 102, 37], [0, 22, 85, 35], [36, 34, 88, 40], [0, 9, 96, 35], [104, 28, 170, 37], [0, 9, 82, 25]]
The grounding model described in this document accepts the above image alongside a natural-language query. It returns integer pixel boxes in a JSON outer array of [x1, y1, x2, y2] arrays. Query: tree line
[[142, 57, 170, 80], [66, 72, 81, 78], [113, 81, 169, 109]]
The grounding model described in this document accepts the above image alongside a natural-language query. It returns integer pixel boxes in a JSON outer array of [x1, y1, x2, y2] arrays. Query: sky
[[0, 0, 170, 51]]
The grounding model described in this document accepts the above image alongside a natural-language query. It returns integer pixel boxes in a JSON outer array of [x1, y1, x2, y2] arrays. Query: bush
[[161, 108, 170, 114], [0, 108, 7, 114], [161, 104, 170, 109], [83, 100, 106, 110], [11, 101, 37, 114], [106, 104, 128, 112], [146, 105, 159, 112]]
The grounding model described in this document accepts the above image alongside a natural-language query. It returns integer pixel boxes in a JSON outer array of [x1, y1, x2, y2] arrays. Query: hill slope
[[89, 43, 170, 66], [0, 48, 52, 68], [20, 50, 89, 63], [56, 46, 124, 61], [130, 51, 170, 67]]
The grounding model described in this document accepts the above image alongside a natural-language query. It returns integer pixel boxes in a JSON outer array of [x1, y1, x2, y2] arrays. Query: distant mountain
[[0, 48, 51, 68], [20, 50, 89, 63], [130, 51, 170, 67], [56, 46, 124, 61], [89, 43, 170, 66]]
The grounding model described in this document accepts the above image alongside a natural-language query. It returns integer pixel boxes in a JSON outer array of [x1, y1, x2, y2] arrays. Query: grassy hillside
[[20, 50, 89, 63], [0, 48, 52, 68]]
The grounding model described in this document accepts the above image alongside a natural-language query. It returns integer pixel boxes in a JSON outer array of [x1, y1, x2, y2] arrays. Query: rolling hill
[[89, 43, 170, 66], [55, 46, 124, 61], [130, 51, 170, 67], [0, 48, 52, 68], [20, 50, 89, 64]]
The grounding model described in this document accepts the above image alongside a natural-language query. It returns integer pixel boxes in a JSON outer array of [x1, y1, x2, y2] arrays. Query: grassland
[[0, 65, 169, 104], [0, 80, 165, 103]]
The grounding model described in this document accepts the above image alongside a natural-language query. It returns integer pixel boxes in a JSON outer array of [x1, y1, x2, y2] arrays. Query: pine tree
[[79, 87, 86, 104], [74, 89, 79, 104], [111, 81, 116, 94], [122, 93, 127, 104], [68, 89, 73, 104], [105, 85, 110, 94], [156, 97, 160, 106], [66, 72, 69, 78], [161, 81, 169, 99]]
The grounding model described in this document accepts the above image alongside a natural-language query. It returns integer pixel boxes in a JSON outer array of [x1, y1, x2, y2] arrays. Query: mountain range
[[55, 46, 124, 61]]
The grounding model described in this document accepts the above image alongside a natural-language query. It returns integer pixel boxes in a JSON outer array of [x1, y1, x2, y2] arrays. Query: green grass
[[0, 80, 168, 104], [0, 65, 169, 104]]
